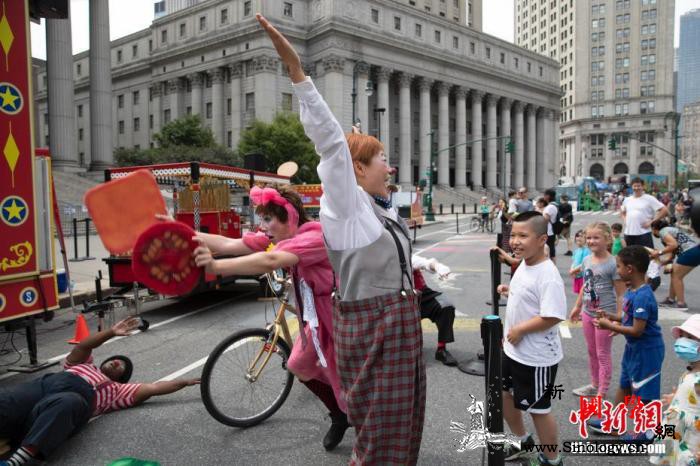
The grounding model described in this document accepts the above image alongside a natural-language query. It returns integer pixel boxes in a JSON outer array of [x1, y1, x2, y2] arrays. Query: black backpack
[[550, 202, 564, 235]]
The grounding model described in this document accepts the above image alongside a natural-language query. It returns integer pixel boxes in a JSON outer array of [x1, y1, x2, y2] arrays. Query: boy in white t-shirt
[[497, 211, 568, 466]]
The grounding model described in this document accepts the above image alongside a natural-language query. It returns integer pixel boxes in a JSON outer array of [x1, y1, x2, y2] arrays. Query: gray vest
[[327, 200, 413, 302]]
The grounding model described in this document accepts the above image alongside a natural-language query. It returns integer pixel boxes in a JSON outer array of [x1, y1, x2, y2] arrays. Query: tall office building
[[677, 9, 700, 121], [515, 0, 677, 184]]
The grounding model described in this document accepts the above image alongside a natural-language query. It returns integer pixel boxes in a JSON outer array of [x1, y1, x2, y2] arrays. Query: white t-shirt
[[543, 203, 558, 236], [508, 198, 518, 214], [621, 194, 664, 236], [504, 259, 567, 367]]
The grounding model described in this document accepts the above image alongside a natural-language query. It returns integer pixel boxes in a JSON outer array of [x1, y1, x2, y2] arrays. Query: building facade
[[677, 9, 700, 126], [37, 0, 560, 191], [515, 0, 677, 184], [681, 101, 700, 174]]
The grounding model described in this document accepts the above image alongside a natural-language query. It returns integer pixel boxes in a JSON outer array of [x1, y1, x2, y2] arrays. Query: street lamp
[[351, 62, 373, 129], [424, 130, 436, 221], [373, 107, 386, 140]]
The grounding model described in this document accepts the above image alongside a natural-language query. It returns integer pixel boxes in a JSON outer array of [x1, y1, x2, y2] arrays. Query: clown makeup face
[[258, 213, 294, 244], [100, 359, 126, 382], [355, 150, 393, 199]]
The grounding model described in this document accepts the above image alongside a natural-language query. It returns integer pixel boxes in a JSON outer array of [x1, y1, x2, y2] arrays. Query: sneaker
[[587, 417, 611, 435], [503, 434, 535, 461], [572, 384, 598, 397], [659, 298, 676, 307], [620, 430, 653, 442], [538, 452, 563, 465], [668, 303, 689, 312], [323, 411, 351, 451], [564, 251, 573, 256]]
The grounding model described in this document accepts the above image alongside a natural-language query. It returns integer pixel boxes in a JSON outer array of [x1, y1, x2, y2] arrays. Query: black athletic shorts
[[546, 235, 556, 258], [502, 354, 559, 414]]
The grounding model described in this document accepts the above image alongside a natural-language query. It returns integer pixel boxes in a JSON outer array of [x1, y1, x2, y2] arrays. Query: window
[[206, 102, 212, 119], [642, 39, 648, 49], [470, 42, 475, 54], [648, 101, 655, 112], [132, 44, 138, 58], [592, 106, 598, 118], [514, 57, 519, 68], [199, 16, 206, 31], [527, 62, 531, 72], [394, 16, 401, 30], [133, 117, 140, 132], [592, 19, 598, 28], [76, 63, 82, 75], [641, 70, 647, 81], [642, 25, 648, 35], [616, 104, 621, 116], [164, 109, 171, 123], [133, 91, 140, 105], [371, 8, 379, 23], [116, 49, 122, 63], [221, 8, 228, 24], [77, 104, 83, 118], [283, 2, 293, 17], [648, 85, 655, 95], [244, 1, 251, 16], [650, 38, 656, 49], [78, 128, 83, 141], [539, 66, 543, 77], [486, 47, 491, 59], [649, 23, 656, 34], [149, 114, 153, 129], [118, 120, 125, 134], [282, 93, 293, 112], [117, 94, 124, 109], [227, 98, 232, 116], [592, 32, 598, 41], [415, 23, 422, 37], [641, 55, 648, 65], [453, 36, 458, 48], [149, 39, 153, 51], [180, 23, 186, 37], [245, 93, 255, 111], [641, 101, 648, 113], [623, 88, 629, 98], [227, 131, 232, 148], [161, 29, 167, 44], [623, 57, 629, 68], [434, 30, 441, 42], [649, 69, 655, 80]]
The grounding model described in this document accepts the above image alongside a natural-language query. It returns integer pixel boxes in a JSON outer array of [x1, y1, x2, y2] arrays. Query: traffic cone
[[67, 314, 90, 344]]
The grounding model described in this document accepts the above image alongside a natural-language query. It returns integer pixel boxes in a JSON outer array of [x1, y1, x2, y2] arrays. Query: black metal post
[[84, 218, 94, 260], [474, 203, 477, 213], [71, 218, 79, 261], [481, 315, 504, 466], [462, 203, 466, 214], [490, 248, 502, 316], [456, 213, 459, 235], [439, 204, 443, 215]]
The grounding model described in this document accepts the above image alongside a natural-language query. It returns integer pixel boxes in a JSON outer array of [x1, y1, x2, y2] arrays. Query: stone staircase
[[51, 170, 100, 207]]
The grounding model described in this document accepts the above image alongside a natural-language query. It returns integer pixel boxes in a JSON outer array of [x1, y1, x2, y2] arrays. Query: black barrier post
[[473, 203, 477, 213], [490, 249, 501, 315], [440, 204, 443, 215], [482, 315, 504, 466], [456, 213, 459, 235], [70, 218, 79, 262], [462, 203, 466, 214], [451, 203, 454, 214], [84, 218, 94, 260]]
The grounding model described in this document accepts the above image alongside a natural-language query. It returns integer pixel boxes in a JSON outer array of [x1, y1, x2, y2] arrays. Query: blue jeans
[[0, 371, 94, 458]]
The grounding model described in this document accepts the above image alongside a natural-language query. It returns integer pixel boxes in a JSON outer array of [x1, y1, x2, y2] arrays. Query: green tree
[[237, 113, 320, 184], [153, 115, 216, 148]]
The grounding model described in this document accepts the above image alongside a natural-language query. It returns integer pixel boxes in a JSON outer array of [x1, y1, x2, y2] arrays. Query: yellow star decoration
[[3, 199, 24, 220], [0, 86, 18, 110]]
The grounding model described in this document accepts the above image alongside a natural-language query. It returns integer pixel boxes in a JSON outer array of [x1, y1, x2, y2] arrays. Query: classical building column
[[322, 55, 345, 125], [211, 68, 225, 145], [189, 73, 203, 117], [486, 94, 498, 189], [398, 73, 413, 186], [355, 62, 370, 133], [252, 55, 279, 122], [150, 83, 162, 140], [376, 67, 392, 155], [46, 15, 78, 170], [541, 109, 555, 189], [526, 104, 537, 191], [500, 98, 512, 189], [437, 82, 451, 186], [168, 78, 185, 121], [536, 109, 546, 190], [513, 101, 525, 188], [89, 0, 113, 171], [229, 62, 242, 148], [629, 131, 639, 175], [471, 90, 484, 188], [418, 78, 433, 181], [454, 87, 468, 189], [549, 111, 559, 186]]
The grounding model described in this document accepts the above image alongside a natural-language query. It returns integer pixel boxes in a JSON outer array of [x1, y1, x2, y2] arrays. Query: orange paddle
[[84, 170, 167, 254]]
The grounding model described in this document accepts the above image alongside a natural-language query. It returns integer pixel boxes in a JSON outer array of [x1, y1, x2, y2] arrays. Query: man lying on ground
[[0, 317, 199, 466]]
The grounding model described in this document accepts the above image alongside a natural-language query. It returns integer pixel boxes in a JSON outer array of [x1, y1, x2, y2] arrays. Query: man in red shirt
[[0, 317, 199, 466]]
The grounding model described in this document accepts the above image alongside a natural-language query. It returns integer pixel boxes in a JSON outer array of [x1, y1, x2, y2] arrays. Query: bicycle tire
[[469, 217, 481, 232], [201, 328, 294, 428]]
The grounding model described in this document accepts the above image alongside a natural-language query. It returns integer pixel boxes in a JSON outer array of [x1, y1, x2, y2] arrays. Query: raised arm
[[66, 317, 140, 365]]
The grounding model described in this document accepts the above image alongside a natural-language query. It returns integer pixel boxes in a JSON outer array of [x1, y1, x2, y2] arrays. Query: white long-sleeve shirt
[[293, 77, 396, 251]]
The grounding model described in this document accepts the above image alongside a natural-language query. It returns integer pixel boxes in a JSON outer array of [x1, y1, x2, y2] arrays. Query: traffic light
[[607, 138, 617, 150], [506, 140, 515, 153]]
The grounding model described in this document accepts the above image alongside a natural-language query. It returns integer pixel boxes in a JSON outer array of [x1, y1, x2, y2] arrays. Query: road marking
[[0, 294, 248, 382]]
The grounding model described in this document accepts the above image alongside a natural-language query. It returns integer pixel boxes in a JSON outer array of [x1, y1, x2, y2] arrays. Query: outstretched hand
[[256, 14, 305, 83], [111, 316, 141, 336]]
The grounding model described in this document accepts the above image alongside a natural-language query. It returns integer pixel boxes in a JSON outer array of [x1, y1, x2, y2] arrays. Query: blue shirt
[[572, 247, 591, 278], [621, 284, 663, 349]]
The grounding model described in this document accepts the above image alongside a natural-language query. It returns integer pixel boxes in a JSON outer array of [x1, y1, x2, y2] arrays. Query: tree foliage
[[153, 115, 216, 148], [237, 113, 320, 184]]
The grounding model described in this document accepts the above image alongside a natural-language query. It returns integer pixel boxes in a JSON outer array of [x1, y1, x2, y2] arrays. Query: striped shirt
[[64, 356, 141, 416]]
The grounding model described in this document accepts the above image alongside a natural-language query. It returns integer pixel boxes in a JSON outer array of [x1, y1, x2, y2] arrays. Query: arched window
[[613, 163, 628, 174], [638, 162, 655, 174], [590, 163, 604, 180]]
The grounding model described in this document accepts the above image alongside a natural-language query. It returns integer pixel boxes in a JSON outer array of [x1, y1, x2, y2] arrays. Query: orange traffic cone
[[67, 314, 90, 344]]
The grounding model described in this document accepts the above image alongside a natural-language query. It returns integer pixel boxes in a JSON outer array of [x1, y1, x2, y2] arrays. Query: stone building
[[37, 0, 560, 192]]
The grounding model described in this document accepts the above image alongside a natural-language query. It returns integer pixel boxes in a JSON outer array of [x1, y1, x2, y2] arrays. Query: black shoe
[[564, 251, 573, 256], [435, 348, 458, 366], [323, 411, 350, 451], [503, 434, 535, 461]]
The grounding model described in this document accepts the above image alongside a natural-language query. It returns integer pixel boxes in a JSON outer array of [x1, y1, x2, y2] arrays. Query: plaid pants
[[333, 291, 426, 465]]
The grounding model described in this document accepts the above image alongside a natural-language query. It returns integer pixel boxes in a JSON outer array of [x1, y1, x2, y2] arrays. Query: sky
[[29, 0, 699, 60]]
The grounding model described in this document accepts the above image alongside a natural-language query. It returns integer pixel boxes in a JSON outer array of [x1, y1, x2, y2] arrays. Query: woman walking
[[256, 14, 426, 465]]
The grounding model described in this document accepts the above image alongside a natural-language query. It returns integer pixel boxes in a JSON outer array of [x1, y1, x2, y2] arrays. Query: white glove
[[431, 259, 451, 280]]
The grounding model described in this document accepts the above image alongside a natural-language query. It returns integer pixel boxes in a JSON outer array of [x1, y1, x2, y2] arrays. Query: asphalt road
[[1, 213, 697, 466]]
